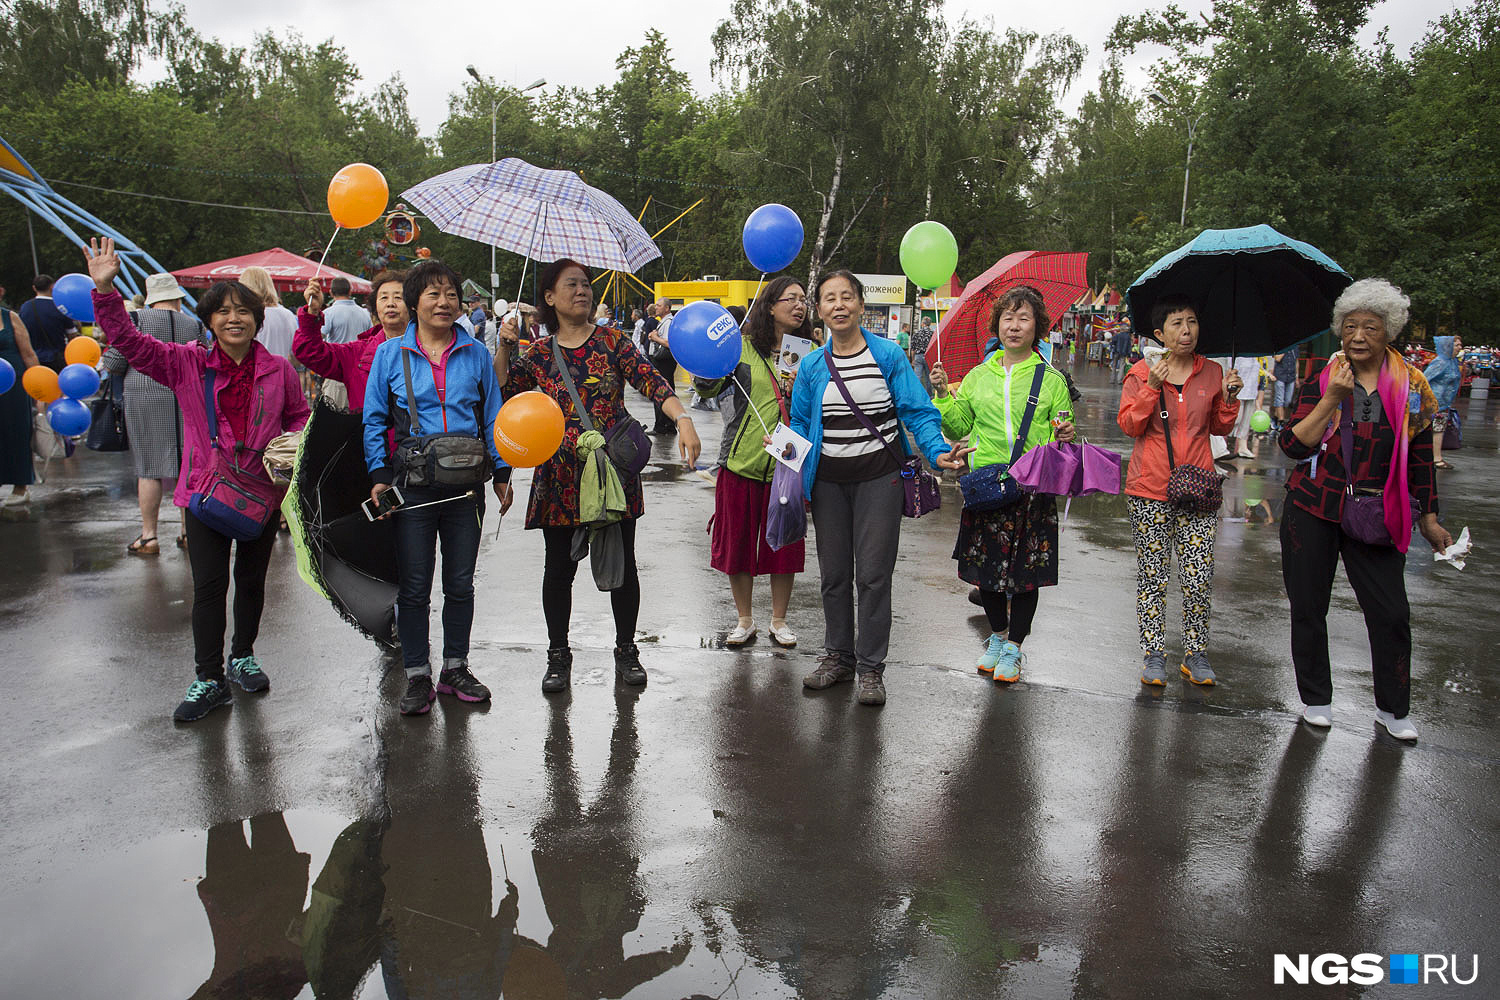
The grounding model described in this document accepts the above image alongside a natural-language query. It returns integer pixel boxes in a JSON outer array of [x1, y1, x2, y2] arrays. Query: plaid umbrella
[[400, 158, 661, 273], [925, 251, 1089, 383]]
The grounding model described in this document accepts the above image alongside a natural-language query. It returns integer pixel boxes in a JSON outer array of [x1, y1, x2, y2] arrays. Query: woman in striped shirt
[[790, 270, 963, 706]]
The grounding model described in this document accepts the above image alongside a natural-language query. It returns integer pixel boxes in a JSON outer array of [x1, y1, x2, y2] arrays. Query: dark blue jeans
[[393, 485, 484, 676]]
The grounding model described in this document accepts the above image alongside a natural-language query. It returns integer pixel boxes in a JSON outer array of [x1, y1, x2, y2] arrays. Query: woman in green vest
[[696, 276, 813, 647], [932, 285, 1075, 683]]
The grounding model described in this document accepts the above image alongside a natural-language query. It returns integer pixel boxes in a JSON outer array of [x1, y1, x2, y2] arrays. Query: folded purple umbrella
[[1009, 442, 1123, 497]]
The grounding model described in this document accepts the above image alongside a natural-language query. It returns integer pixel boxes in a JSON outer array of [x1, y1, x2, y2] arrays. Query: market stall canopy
[[172, 248, 371, 295]]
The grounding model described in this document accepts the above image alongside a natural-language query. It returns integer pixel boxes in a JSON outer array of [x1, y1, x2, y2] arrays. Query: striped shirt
[[820, 346, 900, 482]]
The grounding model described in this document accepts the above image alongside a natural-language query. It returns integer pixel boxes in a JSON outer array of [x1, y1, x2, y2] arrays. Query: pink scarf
[[1317, 350, 1414, 552]]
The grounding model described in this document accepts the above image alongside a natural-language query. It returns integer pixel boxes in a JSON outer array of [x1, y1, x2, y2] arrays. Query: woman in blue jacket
[[791, 269, 963, 706], [363, 260, 513, 717]]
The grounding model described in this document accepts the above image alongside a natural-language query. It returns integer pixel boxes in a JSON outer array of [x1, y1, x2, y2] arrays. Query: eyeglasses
[[775, 295, 806, 306]]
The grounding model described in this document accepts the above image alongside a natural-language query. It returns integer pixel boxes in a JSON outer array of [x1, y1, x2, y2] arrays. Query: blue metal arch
[[0, 135, 194, 304]]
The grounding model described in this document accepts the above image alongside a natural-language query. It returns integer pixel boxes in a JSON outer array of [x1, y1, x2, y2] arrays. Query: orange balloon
[[22, 365, 61, 404], [64, 336, 102, 367], [494, 391, 565, 468], [327, 163, 389, 229]]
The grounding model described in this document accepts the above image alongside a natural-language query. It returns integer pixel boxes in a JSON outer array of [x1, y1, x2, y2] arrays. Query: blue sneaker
[[993, 641, 1024, 683], [976, 634, 1006, 675], [173, 678, 232, 723], [227, 655, 269, 693]]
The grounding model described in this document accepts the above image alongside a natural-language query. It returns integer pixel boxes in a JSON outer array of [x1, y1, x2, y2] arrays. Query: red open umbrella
[[926, 251, 1089, 383], [172, 247, 372, 294]]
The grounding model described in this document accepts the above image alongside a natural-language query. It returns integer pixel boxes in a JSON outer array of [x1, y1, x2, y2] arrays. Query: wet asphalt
[[0, 361, 1496, 999]]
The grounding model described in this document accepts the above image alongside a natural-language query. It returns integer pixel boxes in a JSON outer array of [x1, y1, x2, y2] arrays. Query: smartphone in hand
[[362, 486, 405, 521]]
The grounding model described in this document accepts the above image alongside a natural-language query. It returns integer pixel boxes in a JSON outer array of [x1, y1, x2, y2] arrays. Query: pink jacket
[[92, 289, 310, 508], [292, 306, 388, 409]]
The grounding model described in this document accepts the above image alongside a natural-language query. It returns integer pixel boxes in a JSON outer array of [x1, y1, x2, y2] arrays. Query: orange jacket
[[1117, 356, 1239, 501]]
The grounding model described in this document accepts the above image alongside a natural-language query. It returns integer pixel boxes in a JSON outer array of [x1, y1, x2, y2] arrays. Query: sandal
[[128, 534, 160, 556], [1434, 460, 1454, 470], [176, 533, 187, 548]]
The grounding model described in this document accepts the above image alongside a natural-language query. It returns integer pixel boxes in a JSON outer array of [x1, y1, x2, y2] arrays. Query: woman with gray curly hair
[[1277, 278, 1452, 742]]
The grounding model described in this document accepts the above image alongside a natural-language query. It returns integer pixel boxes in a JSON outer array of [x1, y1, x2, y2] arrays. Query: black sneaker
[[399, 674, 436, 716], [437, 658, 490, 703], [542, 647, 572, 694], [173, 678, 232, 723], [614, 643, 648, 686], [226, 654, 270, 693]]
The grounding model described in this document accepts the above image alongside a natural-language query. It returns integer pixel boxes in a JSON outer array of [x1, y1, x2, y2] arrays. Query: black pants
[[651, 350, 678, 432], [1280, 502, 1411, 716], [185, 508, 279, 681], [979, 588, 1040, 644], [541, 520, 639, 649]]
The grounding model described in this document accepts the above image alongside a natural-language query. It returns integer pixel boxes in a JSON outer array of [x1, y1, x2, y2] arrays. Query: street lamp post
[[1149, 91, 1203, 228], [465, 67, 545, 308]]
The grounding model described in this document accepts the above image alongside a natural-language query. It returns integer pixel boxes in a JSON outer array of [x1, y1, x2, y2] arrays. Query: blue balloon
[[58, 362, 101, 400], [668, 300, 742, 379], [52, 272, 95, 324], [47, 397, 91, 437], [0, 357, 14, 394], [742, 204, 804, 273]]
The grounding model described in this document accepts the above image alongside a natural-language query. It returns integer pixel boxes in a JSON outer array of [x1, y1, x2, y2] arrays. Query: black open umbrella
[[1126, 224, 1351, 356], [284, 397, 398, 647]]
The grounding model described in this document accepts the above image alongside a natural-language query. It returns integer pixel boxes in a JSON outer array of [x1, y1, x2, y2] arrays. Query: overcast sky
[[161, 0, 1442, 133]]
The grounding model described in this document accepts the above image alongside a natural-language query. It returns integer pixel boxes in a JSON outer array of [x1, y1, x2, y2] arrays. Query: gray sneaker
[[856, 671, 887, 706], [1141, 652, 1168, 686], [803, 652, 855, 690], [1180, 652, 1217, 686]]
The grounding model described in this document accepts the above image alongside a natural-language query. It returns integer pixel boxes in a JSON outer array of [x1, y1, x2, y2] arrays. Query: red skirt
[[710, 468, 806, 576]]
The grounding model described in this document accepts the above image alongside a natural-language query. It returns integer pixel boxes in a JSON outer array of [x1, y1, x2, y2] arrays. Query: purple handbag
[[824, 351, 941, 518], [1338, 399, 1415, 546]]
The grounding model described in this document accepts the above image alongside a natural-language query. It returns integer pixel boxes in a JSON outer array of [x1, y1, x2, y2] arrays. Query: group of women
[[76, 236, 1453, 741]]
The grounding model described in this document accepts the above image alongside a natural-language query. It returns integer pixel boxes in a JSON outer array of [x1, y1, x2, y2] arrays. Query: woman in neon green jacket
[[932, 285, 1075, 683]]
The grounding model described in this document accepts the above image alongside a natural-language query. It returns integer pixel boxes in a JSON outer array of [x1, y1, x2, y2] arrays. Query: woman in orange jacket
[[1117, 293, 1242, 688]]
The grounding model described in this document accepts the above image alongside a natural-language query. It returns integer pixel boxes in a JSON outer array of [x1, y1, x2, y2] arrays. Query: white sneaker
[[2, 491, 30, 507], [1301, 704, 1332, 728], [725, 623, 757, 646], [1375, 710, 1418, 741], [768, 623, 797, 647]]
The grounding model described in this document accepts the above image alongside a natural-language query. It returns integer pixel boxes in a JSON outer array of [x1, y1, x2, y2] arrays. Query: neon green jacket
[[935, 351, 1071, 469]]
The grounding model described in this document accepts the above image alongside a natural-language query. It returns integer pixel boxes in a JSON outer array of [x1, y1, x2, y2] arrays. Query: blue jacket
[[790, 327, 950, 495], [1423, 335, 1461, 411], [362, 323, 509, 484]]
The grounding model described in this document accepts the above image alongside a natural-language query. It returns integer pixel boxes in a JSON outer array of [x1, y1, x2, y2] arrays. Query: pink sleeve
[[91, 289, 196, 389]]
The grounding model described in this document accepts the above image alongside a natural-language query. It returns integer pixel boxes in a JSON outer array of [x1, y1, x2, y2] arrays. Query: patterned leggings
[[1126, 495, 1218, 655]]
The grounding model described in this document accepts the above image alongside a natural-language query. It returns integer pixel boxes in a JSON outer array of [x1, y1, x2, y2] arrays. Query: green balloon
[[899, 220, 958, 289], [1250, 410, 1272, 433]]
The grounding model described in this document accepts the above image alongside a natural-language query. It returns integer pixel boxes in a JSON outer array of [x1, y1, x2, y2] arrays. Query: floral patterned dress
[[504, 325, 674, 529], [954, 494, 1060, 595]]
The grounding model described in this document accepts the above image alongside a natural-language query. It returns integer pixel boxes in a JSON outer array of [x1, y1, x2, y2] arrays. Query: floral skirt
[[953, 494, 1059, 594]]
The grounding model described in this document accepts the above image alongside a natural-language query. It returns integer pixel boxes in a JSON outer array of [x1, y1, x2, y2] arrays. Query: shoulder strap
[[203, 369, 218, 447], [1007, 363, 1048, 465], [1157, 387, 1178, 469], [551, 336, 597, 433], [758, 351, 789, 424], [400, 348, 423, 436], [824, 349, 905, 465], [1340, 397, 1355, 495]]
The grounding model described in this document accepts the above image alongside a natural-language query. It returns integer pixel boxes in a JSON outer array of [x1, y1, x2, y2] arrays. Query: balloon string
[[314, 226, 341, 280], [731, 372, 774, 437]]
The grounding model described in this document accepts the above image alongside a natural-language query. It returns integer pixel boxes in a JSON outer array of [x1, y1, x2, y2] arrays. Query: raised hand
[[303, 278, 325, 316], [84, 237, 121, 292], [1322, 356, 1355, 403], [497, 313, 520, 348], [930, 363, 950, 397], [1223, 368, 1244, 401], [1146, 357, 1171, 390]]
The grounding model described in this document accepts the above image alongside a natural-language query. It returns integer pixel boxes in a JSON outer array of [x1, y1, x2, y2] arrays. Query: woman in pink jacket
[[293, 270, 408, 408], [86, 238, 309, 723]]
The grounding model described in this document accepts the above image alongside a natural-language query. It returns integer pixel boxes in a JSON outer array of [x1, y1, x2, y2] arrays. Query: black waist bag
[[396, 349, 493, 488]]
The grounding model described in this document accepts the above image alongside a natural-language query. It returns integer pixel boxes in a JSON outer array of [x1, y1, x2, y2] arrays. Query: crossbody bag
[[393, 349, 493, 488], [1159, 387, 1222, 516], [956, 364, 1046, 512], [187, 370, 281, 541], [823, 350, 940, 518], [552, 334, 651, 476]]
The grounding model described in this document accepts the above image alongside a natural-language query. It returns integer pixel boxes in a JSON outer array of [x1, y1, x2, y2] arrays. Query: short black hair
[[402, 259, 464, 316], [195, 281, 265, 334], [329, 277, 351, 297], [33, 274, 53, 292], [814, 269, 864, 304], [1150, 293, 1197, 335], [535, 258, 592, 333]]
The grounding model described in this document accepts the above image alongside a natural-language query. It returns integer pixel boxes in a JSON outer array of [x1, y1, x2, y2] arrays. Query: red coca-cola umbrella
[[926, 250, 1089, 383], [172, 247, 372, 294]]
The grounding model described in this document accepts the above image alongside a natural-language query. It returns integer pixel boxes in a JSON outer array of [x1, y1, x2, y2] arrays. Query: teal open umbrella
[[1126, 224, 1350, 356]]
